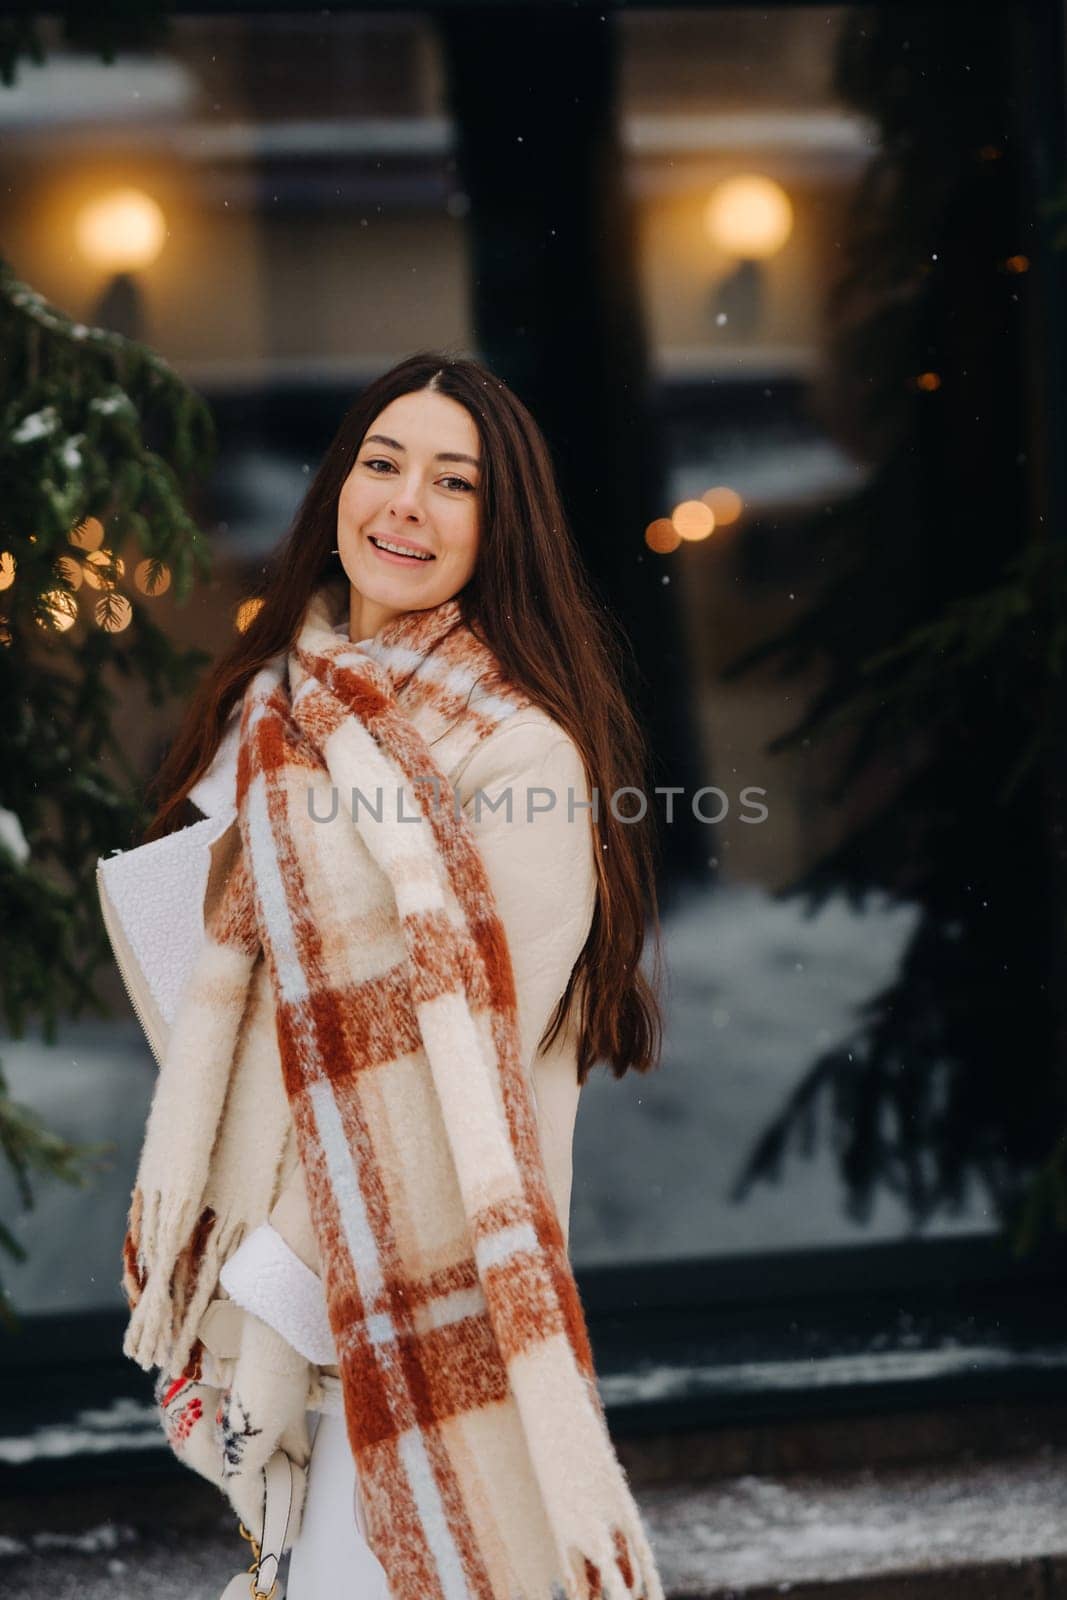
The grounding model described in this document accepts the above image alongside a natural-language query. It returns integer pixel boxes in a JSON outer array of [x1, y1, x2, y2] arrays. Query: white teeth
[[370, 537, 433, 560]]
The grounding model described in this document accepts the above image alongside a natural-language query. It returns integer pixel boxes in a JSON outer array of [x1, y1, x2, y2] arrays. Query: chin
[[350, 557, 415, 601]]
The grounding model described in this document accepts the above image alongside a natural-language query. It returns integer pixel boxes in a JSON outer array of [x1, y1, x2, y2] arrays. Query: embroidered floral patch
[[154, 1372, 204, 1451], [217, 1387, 263, 1478]]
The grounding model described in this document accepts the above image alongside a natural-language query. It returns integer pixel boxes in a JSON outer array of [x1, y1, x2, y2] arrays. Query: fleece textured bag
[[120, 582, 663, 1600]]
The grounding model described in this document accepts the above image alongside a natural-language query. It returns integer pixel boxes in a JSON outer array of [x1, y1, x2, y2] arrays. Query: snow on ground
[[640, 1449, 1067, 1592], [0, 881, 989, 1316], [599, 1341, 1067, 1407], [0, 1397, 161, 1466], [2, 1450, 1066, 1597]]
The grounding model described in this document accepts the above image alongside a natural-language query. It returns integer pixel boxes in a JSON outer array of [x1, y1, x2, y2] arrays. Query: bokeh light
[[69, 517, 105, 552], [645, 519, 681, 555], [705, 174, 794, 260], [94, 592, 133, 632], [701, 486, 744, 526], [134, 558, 172, 596], [672, 500, 716, 542], [82, 549, 125, 590], [54, 555, 84, 589], [235, 596, 266, 633], [37, 589, 78, 632], [75, 188, 167, 274]]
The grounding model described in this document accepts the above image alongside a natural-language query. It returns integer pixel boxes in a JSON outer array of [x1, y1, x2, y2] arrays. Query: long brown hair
[[146, 350, 662, 1082]]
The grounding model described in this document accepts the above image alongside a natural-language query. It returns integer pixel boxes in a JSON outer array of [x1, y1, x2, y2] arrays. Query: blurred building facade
[[1, 3, 1065, 1344]]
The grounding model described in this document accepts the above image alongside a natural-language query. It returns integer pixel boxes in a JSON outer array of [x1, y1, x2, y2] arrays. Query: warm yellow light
[[645, 519, 681, 555], [0, 552, 15, 591], [69, 517, 105, 552], [701, 486, 743, 527], [672, 500, 716, 542], [82, 549, 125, 590], [235, 596, 265, 633], [95, 592, 133, 632], [75, 188, 167, 273], [1005, 255, 1029, 274], [54, 554, 83, 589], [37, 589, 78, 632], [705, 175, 794, 260], [134, 558, 172, 596], [916, 371, 942, 392]]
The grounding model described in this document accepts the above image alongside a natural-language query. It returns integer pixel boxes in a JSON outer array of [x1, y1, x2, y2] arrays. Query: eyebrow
[[364, 433, 481, 470]]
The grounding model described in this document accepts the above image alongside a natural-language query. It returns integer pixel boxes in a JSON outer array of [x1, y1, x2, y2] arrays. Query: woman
[[100, 351, 664, 1600]]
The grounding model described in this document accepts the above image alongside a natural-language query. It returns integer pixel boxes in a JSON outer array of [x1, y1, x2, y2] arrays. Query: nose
[[387, 476, 426, 522]]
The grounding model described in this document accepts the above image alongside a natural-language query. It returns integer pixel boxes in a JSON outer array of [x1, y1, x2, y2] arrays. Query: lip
[[366, 533, 436, 566]]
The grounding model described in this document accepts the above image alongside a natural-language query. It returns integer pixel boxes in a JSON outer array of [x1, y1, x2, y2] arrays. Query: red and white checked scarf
[[121, 584, 662, 1600]]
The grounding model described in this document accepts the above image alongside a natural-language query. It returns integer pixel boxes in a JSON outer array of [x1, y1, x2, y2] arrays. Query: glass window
[[1, 6, 1061, 1329], [572, 5, 1055, 1270]]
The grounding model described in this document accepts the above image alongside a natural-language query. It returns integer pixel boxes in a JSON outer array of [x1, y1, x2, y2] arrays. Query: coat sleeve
[[453, 712, 598, 1241]]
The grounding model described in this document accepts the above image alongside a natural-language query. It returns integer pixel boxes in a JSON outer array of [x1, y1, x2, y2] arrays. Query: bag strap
[[220, 1450, 295, 1600], [257, 1450, 295, 1595]]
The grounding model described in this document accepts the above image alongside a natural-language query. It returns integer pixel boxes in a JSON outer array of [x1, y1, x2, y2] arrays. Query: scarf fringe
[[504, 1344, 662, 1600], [122, 930, 260, 1373], [567, 1521, 662, 1600], [123, 1193, 245, 1375]]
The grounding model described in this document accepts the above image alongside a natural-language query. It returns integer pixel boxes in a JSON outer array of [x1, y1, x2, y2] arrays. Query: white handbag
[[219, 1448, 297, 1600], [96, 806, 239, 1069]]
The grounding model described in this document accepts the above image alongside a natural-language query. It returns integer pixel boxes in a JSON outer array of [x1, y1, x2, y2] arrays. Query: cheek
[[452, 510, 480, 571], [339, 473, 371, 527]]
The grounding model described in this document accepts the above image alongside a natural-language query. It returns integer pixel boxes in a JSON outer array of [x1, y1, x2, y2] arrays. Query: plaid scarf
[[121, 583, 662, 1600]]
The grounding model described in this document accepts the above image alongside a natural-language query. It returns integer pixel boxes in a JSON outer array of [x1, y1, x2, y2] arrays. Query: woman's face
[[336, 388, 482, 640]]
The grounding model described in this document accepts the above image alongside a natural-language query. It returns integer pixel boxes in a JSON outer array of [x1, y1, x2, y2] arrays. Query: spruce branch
[[0, 254, 215, 1310]]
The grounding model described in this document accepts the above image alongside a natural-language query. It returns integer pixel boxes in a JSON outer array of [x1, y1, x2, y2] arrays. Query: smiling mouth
[[368, 535, 435, 562]]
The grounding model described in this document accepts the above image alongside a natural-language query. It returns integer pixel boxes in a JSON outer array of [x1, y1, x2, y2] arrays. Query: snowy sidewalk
[[3, 1447, 1066, 1598], [642, 1448, 1067, 1594]]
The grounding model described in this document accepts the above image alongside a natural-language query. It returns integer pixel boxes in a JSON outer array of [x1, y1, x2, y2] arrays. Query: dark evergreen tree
[[727, 7, 1067, 1245], [0, 0, 218, 1318]]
